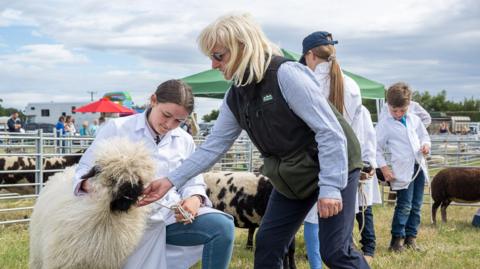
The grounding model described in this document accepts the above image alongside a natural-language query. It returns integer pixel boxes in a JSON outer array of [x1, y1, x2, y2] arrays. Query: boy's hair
[[387, 82, 412, 108]]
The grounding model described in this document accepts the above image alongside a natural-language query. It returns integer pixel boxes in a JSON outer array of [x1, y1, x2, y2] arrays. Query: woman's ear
[[150, 94, 157, 106]]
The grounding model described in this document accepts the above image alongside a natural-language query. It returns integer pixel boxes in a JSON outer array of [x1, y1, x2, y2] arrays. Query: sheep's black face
[[110, 181, 144, 213]]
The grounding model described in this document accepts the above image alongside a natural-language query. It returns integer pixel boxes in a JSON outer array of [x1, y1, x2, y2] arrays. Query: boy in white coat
[[376, 82, 430, 252]]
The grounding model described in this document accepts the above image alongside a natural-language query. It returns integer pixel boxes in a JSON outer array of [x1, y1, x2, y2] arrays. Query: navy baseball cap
[[299, 31, 338, 65]]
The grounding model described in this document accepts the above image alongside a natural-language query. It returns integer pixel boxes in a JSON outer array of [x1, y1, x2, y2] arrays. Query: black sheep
[[431, 167, 480, 224]]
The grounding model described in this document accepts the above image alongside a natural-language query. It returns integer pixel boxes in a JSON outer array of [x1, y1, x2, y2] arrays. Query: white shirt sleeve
[[358, 106, 377, 167], [410, 101, 432, 127], [375, 120, 388, 169]]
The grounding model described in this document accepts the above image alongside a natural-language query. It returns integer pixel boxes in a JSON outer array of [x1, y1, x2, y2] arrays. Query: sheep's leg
[[246, 227, 255, 250], [431, 200, 442, 225], [440, 200, 451, 223]]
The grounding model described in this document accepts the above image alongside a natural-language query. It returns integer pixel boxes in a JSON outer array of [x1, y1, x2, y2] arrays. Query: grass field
[[1, 204, 479, 269]]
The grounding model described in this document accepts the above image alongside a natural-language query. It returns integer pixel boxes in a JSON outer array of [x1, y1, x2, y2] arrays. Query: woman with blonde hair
[[140, 14, 369, 269]]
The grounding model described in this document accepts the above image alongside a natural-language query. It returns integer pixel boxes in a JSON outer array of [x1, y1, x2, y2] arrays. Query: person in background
[[7, 112, 22, 132], [98, 116, 106, 126], [139, 14, 368, 269], [74, 79, 234, 269], [55, 116, 65, 136], [379, 100, 431, 128], [299, 31, 380, 265], [79, 121, 91, 136], [472, 209, 480, 228], [64, 115, 76, 135], [376, 82, 430, 252], [438, 121, 450, 134], [89, 119, 99, 136]]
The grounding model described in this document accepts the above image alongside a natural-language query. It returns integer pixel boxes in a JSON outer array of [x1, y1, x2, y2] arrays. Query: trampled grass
[[1, 204, 479, 269]]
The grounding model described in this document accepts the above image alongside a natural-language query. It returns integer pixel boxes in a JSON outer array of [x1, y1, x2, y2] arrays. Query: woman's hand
[[380, 166, 395, 182], [317, 198, 342, 218], [175, 195, 202, 224], [138, 178, 173, 207]]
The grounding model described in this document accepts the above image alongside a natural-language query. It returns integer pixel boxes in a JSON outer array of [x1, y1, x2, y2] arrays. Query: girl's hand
[[174, 195, 202, 224]]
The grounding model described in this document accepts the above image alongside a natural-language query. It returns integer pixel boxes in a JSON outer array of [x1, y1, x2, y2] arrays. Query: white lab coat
[[305, 63, 380, 223], [379, 101, 432, 127], [376, 112, 431, 191], [73, 112, 222, 269], [351, 106, 382, 207]]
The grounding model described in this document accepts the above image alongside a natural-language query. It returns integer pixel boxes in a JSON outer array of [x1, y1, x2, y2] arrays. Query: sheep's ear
[[80, 165, 101, 179], [110, 181, 144, 212]]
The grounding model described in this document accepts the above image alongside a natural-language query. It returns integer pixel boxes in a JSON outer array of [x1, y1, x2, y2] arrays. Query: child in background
[[376, 82, 431, 252]]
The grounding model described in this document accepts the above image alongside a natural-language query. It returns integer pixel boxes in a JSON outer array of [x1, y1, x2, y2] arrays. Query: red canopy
[[74, 98, 135, 113]]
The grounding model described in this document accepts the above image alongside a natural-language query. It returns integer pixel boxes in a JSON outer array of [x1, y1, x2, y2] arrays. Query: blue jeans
[[166, 213, 234, 269], [391, 165, 425, 238], [356, 206, 376, 256], [304, 221, 322, 269]]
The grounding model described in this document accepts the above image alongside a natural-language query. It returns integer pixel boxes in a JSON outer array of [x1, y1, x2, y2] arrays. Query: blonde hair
[[197, 13, 282, 86], [387, 82, 412, 108], [311, 42, 344, 113]]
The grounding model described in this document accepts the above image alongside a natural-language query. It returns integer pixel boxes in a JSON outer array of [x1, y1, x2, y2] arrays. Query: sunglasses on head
[[211, 50, 228, 62]]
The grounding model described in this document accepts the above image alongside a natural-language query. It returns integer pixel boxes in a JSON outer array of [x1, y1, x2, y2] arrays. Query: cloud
[[0, 0, 479, 111], [0, 44, 88, 68], [0, 8, 36, 27]]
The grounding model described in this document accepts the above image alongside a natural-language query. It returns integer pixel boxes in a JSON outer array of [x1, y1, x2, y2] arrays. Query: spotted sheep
[[0, 150, 84, 194], [204, 171, 296, 269]]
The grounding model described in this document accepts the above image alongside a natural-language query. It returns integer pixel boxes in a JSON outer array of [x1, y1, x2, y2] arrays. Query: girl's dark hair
[[154, 79, 194, 114]]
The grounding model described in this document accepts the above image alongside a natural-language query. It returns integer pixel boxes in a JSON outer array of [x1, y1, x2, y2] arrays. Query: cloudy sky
[[0, 0, 479, 116]]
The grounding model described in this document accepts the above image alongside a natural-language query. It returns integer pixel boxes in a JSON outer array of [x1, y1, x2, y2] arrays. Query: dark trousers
[[355, 206, 376, 256], [254, 169, 369, 269]]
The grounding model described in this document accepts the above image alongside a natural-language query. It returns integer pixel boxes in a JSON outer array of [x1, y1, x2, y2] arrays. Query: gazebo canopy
[[182, 49, 385, 100]]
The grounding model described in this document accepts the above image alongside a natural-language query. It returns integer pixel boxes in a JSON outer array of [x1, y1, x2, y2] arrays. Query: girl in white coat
[[300, 31, 381, 267], [73, 80, 234, 269]]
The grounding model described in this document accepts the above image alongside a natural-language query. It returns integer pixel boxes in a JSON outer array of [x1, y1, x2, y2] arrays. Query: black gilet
[[226, 56, 316, 158]]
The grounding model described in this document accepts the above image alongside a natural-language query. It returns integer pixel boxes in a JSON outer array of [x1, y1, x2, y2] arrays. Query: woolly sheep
[[29, 138, 155, 269], [431, 167, 480, 224]]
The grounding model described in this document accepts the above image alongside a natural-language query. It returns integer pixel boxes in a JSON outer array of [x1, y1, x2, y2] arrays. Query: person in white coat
[[300, 31, 381, 266], [376, 82, 430, 252], [379, 100, 431, 127], [73, 79, 235, 269]]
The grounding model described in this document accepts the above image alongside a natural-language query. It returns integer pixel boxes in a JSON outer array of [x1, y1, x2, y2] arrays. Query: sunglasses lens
[[212, 53, 222, 61]]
